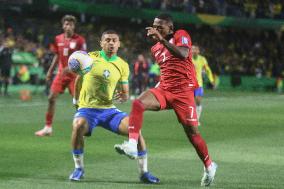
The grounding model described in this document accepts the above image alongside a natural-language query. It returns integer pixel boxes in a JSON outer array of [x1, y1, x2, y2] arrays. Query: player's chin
[[148, 35, 158, 42]]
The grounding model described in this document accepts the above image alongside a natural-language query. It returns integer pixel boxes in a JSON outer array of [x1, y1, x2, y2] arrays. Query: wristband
[[72, 98, 78, 105]]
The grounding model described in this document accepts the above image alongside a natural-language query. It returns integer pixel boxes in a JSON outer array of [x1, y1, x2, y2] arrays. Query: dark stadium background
[[0, 1, 284, 189]]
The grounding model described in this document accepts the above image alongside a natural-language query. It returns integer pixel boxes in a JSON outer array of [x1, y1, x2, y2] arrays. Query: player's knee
[[132, 99, 145, 112], [183, 124, 199, 136], [48, 94, 57, 103], [73, 119, 87, 133]]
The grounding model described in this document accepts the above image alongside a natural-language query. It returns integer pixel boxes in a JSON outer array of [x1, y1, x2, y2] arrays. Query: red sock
[[189, 134, 212, 168], [129, 99, 145, 141], [45, 112, 53, 127]]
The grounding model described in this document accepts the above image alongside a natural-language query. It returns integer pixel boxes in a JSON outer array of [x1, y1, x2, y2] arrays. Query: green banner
[[49, 0, 284, 30], [12, 52, 39, 65]]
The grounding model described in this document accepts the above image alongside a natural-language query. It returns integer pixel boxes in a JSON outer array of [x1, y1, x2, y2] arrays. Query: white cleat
[[114, 141, 138, 159], [201, 162, 218, 187], [35, 126, 52, 137]]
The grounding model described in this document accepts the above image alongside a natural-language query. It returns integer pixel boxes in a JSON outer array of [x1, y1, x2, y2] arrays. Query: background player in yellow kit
[[192, 45, 214, 125], [69, 30, 159, 183]]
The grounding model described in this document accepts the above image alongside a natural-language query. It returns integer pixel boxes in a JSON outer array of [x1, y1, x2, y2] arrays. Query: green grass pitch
[[0, 90, 283, 189]]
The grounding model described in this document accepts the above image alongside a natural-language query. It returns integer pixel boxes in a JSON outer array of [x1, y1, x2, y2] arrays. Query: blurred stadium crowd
[[84, 0, 284, 19], [0, 1, 284, 95]]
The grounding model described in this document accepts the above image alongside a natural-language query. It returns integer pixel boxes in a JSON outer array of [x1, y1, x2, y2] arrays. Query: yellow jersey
[[78, 50, 129, 109], [192, 55, 214, 87]]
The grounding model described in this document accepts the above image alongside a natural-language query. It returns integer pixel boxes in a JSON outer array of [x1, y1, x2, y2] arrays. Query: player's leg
[[115, 117, 160, 184], [194, 87, 204, 125], [69, 117, 89, 181], [115, 89, 163, 159], [35, 91, 59, 136], [183, 125, 217, 186], [173, 91, 217, 186], [69, 108, 98, 181], [2, 67, 11, 96]]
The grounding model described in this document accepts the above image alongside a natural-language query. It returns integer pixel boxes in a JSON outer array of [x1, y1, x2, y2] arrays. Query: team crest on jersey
[[70, 41, 77, 49], [181, 36, 188, 45], [103, 69, 110, 79]]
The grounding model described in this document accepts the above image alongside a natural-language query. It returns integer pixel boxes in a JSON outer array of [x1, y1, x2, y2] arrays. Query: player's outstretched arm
[[114, 83, 129, 103], [146, 27, 189, 59], [160, 39, 189, 59], [73, 75, 83, 108], [46, 54, 58, 82]]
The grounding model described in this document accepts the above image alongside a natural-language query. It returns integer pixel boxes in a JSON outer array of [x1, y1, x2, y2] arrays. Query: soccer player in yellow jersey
[[69, 30, 159, 183], [192, 45, 214, 125]]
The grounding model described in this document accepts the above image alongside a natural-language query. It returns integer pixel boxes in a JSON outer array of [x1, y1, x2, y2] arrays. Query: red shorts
[[150, 87, 198, 126], [50, 74, 75, 96]]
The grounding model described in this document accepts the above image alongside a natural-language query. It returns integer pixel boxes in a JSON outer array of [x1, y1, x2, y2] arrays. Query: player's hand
[[146, 27, 164, 41], [114, 90, 128, 103], [62, 67, 72, 76], [46, 71, 52, 82], [72, 98, 79, 110]]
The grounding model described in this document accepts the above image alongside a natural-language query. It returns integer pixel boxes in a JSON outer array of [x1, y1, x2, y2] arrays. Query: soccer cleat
[[201, 162, 218, 187], [35, 126, 52, 137], [140, 172, 160, 184], [114, 141, 138, 159], [69, 168, 84, 181]]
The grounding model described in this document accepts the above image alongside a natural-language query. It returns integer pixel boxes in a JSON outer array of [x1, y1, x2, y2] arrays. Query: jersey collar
[[100, 50, 118, 62]]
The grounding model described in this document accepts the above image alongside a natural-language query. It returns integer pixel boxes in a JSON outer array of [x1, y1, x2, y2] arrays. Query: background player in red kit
[[35, 15, 86, 136], [115, 14, 217, 186]]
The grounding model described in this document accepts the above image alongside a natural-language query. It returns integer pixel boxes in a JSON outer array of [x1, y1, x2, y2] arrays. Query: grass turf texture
[[0, 90, 283, 189]]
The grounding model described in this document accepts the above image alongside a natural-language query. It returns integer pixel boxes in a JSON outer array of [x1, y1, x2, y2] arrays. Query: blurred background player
[[131, 54, 149, 98], [0, 38, 13, 96], [69, 30, 159, 183], [35, 15, 86, 136], [192, 45, 214, 125], [115, 14, 217, 187]]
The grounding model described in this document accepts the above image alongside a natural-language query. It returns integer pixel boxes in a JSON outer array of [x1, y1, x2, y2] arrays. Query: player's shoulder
[[88, 51, 100, 59], [199, 55, 207, 61], [174, 29, 190, 36], [73, 33, 85, 40], [55, 33, 64, 40], [116, 56, 129, 66], [151, 42, 160, 52]]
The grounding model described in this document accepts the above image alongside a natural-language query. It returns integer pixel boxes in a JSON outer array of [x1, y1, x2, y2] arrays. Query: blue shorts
[[74, 108, 128, 136], [194, 87, 204, 97]]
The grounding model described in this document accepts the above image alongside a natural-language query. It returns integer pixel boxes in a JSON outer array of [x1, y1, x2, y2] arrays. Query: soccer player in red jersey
[[115, 14, 217, 186], [35, 15, 86, 136]]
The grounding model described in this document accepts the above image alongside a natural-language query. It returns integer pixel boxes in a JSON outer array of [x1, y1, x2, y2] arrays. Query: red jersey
[[151, 30, 198, 93], [53, 33, 86, 74]]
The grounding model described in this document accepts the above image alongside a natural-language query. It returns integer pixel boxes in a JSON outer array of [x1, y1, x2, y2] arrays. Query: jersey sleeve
[[119, 61, 130, 84], [79, 37, 87, 51], [174, 30, 191, 48]]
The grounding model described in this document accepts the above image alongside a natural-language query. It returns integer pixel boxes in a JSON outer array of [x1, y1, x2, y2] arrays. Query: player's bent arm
[[115, 83, 129, 103], [204, 62, 214, 84], [121, 83, 129, 101], [46, 54, 58, 80], [160, 39, 189, 59], [74, 75, 83, 101]]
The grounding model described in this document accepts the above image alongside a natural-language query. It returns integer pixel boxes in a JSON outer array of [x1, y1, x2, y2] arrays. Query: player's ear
[[100, 40, 103, 48], [169, 24, 174, 34]]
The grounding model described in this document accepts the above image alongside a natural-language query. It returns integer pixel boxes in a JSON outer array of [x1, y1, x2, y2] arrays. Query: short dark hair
[[61, 15, 77, 24], [155, 13, 173, 23], [101, 30, 119, 38]]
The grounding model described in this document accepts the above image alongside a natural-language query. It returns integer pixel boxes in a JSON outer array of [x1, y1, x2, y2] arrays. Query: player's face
[[62, 21, 75, 36], [192, 46, 200, 56], [153, 18, 173, 38], [100, 34, 120, 54]]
